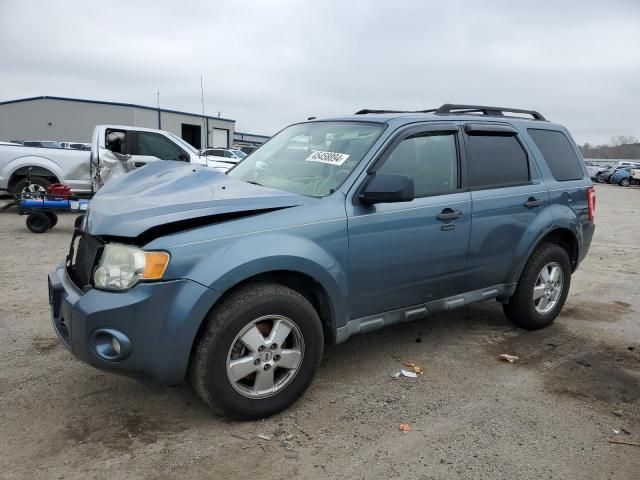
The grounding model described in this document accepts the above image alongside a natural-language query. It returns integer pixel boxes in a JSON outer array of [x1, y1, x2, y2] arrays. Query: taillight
[[587, 186, 596, 222]]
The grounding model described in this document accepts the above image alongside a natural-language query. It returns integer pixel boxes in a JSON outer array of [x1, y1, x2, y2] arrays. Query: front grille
[[69, 234, 103, 288]]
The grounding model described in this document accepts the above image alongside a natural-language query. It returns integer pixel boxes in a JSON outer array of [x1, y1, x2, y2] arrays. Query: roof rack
[[354, 108, 437, 115], [435, 103, 546, 121], [354, 104, 546, 121]]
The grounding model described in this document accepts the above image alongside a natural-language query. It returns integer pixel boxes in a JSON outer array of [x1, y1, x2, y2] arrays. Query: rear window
[[528, 129, 584, 181], [466, 134, 530, 189]]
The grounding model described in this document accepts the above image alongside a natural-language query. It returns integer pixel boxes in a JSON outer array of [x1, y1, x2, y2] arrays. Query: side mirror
[[178, 152, 190, 162], [359, 173, 415, 205]]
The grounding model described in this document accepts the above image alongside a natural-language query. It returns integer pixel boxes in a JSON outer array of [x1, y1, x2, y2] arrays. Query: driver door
[[125, 131, 190, 169], [347, 125, 471, 319]]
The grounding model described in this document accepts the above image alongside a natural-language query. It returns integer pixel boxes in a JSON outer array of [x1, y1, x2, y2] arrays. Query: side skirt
[[335, 283, 516, 344]]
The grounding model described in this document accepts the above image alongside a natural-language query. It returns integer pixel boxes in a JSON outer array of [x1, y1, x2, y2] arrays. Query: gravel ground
[[0, 184, 639, 480]]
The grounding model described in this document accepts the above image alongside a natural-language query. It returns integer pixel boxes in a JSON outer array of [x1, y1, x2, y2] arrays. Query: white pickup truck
[[0, 125, 239, 195]]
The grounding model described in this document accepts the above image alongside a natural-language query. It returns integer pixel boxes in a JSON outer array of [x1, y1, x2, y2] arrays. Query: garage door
[[212, 129, 228, 148]]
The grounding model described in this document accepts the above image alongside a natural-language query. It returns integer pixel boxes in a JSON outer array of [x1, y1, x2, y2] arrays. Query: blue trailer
[[17, 195, 90, 233]]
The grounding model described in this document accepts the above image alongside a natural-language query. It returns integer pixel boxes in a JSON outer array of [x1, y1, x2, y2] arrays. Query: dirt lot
[[0, 184, 638, 480]]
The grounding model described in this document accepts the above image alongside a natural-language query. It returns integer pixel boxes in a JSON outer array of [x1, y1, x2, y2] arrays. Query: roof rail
[[354, 108, 437, 115], [435, 103, 546, 121]]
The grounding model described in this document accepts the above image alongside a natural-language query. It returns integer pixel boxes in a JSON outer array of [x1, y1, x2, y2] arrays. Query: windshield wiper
[[245, 180, 263, 187]]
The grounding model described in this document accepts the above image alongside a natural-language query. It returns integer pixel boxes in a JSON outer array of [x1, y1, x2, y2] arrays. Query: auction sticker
[[305, 150, 350, 166]]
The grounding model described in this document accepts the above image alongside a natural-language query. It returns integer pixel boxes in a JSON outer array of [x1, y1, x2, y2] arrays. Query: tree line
[[580, 135, 640, 159]]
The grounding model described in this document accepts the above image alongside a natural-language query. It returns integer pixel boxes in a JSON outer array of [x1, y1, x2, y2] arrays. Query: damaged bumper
[[48, 264, 220, 384]]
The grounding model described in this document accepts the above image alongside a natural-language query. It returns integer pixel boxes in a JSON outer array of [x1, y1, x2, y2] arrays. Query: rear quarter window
[[528, 129, 584, 181]]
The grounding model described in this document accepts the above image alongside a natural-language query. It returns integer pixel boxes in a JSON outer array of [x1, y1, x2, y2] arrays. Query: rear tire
[[26, 212, 51, 233], [189, 282, 324, 419], [13, 176, 51, 196], [503, 243, 571, 330], [620, 178, 631, 187]]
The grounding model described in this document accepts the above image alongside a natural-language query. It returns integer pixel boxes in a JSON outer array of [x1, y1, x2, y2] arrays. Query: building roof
[[0, 95, 236, 123]]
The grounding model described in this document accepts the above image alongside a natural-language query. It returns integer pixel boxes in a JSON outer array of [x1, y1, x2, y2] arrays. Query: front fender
[[166, 230, 350, 331]]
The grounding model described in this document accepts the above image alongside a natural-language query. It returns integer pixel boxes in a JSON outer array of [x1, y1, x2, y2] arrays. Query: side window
[[223, 150, 234, 158], [138, 132, 185, 161], [377, 132, 458, 197], [211, 149, 224, 157], [466, 134, 529, 189], [528, 129, 584, 181]]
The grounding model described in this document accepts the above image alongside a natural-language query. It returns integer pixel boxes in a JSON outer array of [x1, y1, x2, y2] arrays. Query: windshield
[[165, 132, 200, 155], [232, 149, 247, 159], [228, 121, 383, 197]]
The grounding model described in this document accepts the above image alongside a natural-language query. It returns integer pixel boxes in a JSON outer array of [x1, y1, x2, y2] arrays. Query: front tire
[[189, 283, 324, 419], [620, 178, 631, 187], [503, 243, 571, 330]]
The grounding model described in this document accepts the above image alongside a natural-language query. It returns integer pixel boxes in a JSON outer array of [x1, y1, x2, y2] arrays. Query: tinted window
[[528, 129, 584, 181], [377, 132, 458, 197], [138, 132, 185, 161], [467, 134, 529, 188]]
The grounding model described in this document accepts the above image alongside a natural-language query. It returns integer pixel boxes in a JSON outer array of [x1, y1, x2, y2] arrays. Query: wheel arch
[[8, 164, 61, 191], [521, 227, 579, 276]]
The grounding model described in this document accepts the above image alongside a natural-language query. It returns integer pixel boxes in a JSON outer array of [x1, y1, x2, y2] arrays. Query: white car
[[201, 148, 247, 167], [60, 142, 91, 150]]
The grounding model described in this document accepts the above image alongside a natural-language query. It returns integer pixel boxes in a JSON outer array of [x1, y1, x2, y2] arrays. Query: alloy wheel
[[226, 315, 304, 399]]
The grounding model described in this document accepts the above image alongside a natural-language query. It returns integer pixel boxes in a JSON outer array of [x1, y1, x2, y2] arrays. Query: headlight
[[93, 244, 170, 291]]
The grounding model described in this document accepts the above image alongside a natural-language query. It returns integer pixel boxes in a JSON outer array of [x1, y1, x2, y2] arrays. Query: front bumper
[[48, 264, 220, 384]]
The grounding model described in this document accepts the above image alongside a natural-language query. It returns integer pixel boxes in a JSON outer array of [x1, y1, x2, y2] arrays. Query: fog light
[[111, 336, 121, 355], [91, 328, 132, 361]]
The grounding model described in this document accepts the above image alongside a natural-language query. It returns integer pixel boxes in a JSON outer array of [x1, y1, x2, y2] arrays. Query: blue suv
[[49, 104, 595, 418]]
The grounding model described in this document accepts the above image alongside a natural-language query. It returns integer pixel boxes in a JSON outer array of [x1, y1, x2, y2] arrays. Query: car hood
[[84, 161, 306, 239]]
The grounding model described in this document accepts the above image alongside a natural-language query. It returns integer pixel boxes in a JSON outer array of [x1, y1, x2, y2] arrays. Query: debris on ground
[[608, 439, 640, 447], [391, 371, 402, 379], [500, 353, 520, 363], [621, 427, 632, 435], [612, 411, 623, 417], [256, 434, 272, 441], [402, 362, 424, 375], [399, 423, 412, 432], [401, 369, 418, 378], [612, 429, 620, 434]]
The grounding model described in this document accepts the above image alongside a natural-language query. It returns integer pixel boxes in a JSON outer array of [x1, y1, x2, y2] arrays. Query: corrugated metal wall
[[0, 98, 235, 149]]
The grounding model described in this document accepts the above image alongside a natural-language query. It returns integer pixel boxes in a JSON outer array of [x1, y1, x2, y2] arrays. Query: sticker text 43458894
[[305, 150, 350, 166]]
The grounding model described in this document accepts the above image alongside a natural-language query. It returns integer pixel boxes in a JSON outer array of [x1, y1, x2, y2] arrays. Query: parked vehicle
[[596, 163, 640, 183], [22, 140, 63, 149], [0, 141, 22, 146], [0, 125, 237, 195], [49, 103, 595, 418], [60, 142, 91, 150], [612, 167, 639, 187], [584, 161, 606, 179], [201, 148, 247, 167]]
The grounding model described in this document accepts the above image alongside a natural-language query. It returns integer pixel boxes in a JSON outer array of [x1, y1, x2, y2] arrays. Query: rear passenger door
[[525, 127, 590, 224], [464, 123, 552, 291], [347, 124, 471, 319]]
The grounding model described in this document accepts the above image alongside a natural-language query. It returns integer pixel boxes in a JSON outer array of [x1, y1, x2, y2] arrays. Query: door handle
[[524, 197, 543, 208], [437, 208, 462, 221], [134, 162, 147, 168]]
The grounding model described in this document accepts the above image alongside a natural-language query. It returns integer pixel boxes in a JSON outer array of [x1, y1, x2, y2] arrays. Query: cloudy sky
[[1, 0, 638, 144]]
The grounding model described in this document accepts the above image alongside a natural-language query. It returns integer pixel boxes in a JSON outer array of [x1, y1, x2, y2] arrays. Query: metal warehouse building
[[0, 96, 248, 149]]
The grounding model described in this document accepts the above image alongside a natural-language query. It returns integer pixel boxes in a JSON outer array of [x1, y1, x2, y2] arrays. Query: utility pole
[[200, 76, 207, 148], [156, 90, 161, 129]]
